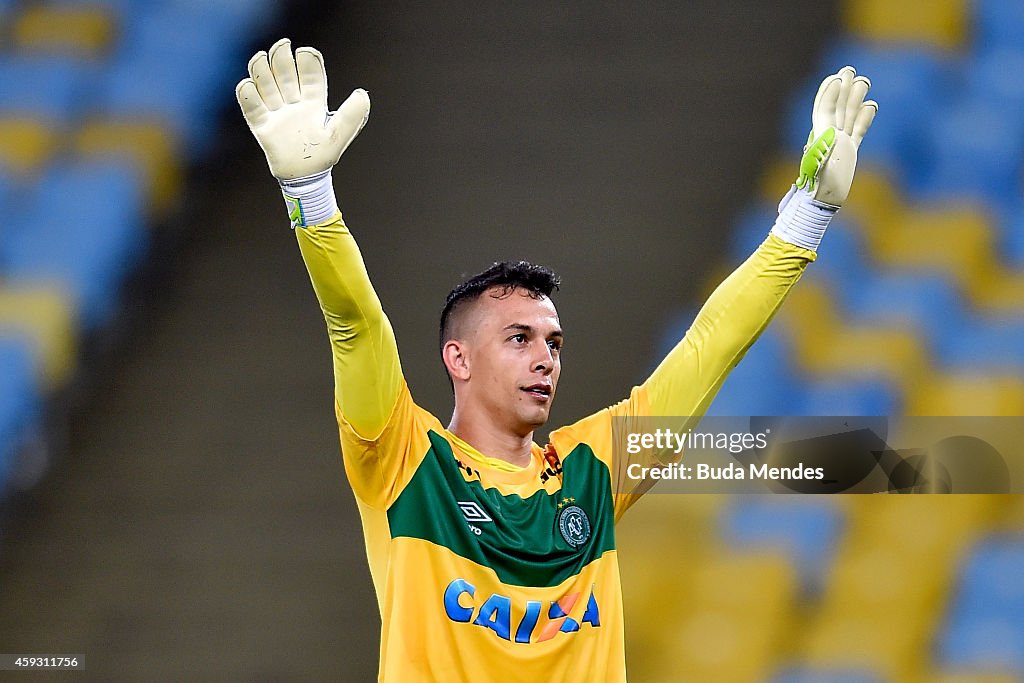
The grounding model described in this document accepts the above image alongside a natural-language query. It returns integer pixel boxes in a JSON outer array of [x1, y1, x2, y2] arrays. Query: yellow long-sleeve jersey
[[294, 214, 815, 682]]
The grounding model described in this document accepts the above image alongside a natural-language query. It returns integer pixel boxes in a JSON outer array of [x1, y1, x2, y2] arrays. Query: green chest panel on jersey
[[387, 430, 615, 588]]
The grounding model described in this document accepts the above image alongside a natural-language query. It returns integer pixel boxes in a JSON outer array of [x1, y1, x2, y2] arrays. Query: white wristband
[[770, 184, 839, 252], [279, 170, 339, 229]]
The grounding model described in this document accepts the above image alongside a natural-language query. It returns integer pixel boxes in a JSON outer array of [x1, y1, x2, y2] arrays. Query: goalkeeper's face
[[455, 287, 562, 435]]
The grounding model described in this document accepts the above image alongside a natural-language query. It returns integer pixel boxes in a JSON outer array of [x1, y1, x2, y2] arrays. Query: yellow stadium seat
[[823, 545, 946, 616], [871, 205, 995, 290], [758, 157, 801, 203], [843, 0, 969, 50], [969, 267, 1024, 315], [74, 121, 183, 215], [13, 5, 117, 57], [658, 608, 782, 683], [840, 165, 905, 238], [627, 551, 796, 681], [802, 610, 927, 681], [0, 118, 60, 177], [0, 282, 77, 389], [784, 317, 930, 391], [907, 373, 1024, 416], [776, 279, 842, 353]]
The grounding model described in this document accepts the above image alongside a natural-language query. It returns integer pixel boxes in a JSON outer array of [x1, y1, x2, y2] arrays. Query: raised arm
[[646, 66, 877, 417], [236, 39, 401, 438]]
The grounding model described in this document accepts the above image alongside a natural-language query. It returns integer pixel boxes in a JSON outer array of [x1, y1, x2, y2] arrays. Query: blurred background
[[0, 0, 1022, 680]]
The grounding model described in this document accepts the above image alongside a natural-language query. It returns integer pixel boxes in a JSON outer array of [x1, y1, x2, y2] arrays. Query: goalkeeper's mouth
[[522, 383, 553, 402]]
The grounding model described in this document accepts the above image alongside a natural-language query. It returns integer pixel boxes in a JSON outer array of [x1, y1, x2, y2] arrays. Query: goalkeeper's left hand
[[772, 66, 877, 251]]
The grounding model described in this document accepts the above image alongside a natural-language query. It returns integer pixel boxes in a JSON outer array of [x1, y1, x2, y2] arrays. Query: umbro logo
[[458, 501, 492, 523]]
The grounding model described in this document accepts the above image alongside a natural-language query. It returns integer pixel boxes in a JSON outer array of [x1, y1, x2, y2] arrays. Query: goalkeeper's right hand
[[770, 66, 877, 252], [236, 38, 370, 227]]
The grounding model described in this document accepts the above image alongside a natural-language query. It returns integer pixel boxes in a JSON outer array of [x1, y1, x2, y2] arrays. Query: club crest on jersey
[[557, 502, 591, 547]]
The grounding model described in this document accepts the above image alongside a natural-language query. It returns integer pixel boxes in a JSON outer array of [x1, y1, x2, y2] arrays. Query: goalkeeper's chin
[[516, 392, 556, 431]]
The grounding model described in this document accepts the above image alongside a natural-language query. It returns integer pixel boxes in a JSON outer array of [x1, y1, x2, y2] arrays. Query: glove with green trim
[[771, 66, 877, 251], [236, 38, 370, 227]]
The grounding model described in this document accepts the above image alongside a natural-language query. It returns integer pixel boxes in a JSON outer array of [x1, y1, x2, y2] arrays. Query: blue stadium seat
[[0, 336, 41, 492], [706, 326, 807, 416], [939, 535, 1024, 673], [722, 497, 844, 592], [773, 667, 882, 683], [0, 160, 147, 331], [96, 2, 279, 154], [939, 616, 1024, 673], [840, 271, 969, 350], [0, 56, 96, 124], [949, 536, 1024, 620], [795, 377, 900, 416], [963, 48, 1024, 119], [995, 200, 1024, 269], [934, 316, 1024, 372], [914, 98, 1024, 206], [806, 215, 874, 295], [974, 0, 1024, 53], [730, 203, 776, 261]]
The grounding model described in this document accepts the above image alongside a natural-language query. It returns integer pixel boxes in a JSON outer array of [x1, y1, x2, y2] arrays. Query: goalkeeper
[[236, 39, 875, 682]]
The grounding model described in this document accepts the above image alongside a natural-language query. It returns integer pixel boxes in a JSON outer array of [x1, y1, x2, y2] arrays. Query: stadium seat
[[906, 374, 1024, 416], [843, 0, 970, 50], [779, 312, 930, 390], [13, 5, 117, 58], [721, 497, 843, 591], [0, 284, 77, 389], [869, 206, 994, 292], [931, 673, 1022, 683], [934, 316, 1024, 373], [805, 216, 875, 296], [96, 2, 279, 154], [962, 48, 1024, 121], [772, 667, 882, 683], [802, 610, 927, 680], [948, 536, 1024, 621], [0, 56, 96, 125], [729, 203, 777, 261], [994, 201, 1024, 269], [0, 160, 147, 331], [0, 118, 61, 178], [974, 0, 1024, 53], [706, 327, 806, 416], [969, 268, 1024, 314], [0, 336, 41, 491], [840, 271, 970, 348], [653, 553, 797, 683], [837, 165, 905, 242], [822, 544, 945, 620], [939, 616, 1024, 674], [797, 377, 900, 416], [915, 99, 1024, 207], [74, 120, 183, 214]]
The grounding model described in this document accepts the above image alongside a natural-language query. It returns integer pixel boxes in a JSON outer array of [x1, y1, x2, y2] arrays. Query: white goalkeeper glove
[[235, 38, 370, 227], [771, 66, 877, 251]]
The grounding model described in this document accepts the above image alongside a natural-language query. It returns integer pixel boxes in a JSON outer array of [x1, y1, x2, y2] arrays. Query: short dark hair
[[440, 260, 561, 354]]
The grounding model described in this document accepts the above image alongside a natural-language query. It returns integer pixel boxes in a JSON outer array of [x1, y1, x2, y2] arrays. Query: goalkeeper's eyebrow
[[503, 323, 564, 341]]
